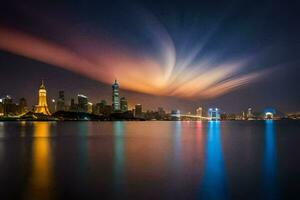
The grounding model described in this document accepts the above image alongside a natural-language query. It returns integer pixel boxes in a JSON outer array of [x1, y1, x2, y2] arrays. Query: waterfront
[[0, 121, 299, 199]]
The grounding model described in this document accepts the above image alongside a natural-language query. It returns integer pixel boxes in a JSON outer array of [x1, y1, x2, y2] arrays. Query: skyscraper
[[34, 80, 51, 115], [120, 97, 128, 112], [87, 102, 93, 113], [57, 90, 65, 111], [112, 80, 120, 111], [78, 94, 88, 112]]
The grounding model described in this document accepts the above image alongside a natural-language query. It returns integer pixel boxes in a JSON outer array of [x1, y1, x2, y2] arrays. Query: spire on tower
[[40, 79, 45, 89]]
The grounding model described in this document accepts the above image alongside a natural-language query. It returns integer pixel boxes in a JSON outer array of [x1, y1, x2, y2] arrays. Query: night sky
[[0, 0, 299, 113]]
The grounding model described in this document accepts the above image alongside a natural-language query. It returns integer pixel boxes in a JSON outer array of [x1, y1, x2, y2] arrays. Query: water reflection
[[26, 122, 54, 200], [0, 122, 5, 138], [113, 121, 125, 195], [174, 121, 182, 170], [201, 121, 227, 200], [78, 122, 88, 171], [263, 120, 279, 199]]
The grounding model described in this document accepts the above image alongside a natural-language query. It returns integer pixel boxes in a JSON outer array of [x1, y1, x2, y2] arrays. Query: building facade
[[57, 90, 65, 111], [112, 80, 120, 111], [134, 104, 143, 118], [78, 94, 88, 112], [34, 81, 51, 115]]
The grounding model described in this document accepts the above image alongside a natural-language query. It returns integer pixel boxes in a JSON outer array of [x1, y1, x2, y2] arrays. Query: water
[[0, 121, 299, 200]]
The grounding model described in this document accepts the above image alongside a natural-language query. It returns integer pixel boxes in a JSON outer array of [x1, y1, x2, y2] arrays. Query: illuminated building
[[208, 108, 220, 121], [94, 100, 107, 115], [56, 90, 65, 111], [134, 104, 143, 118], [34, 81, 51, 115], [196, 107, 203, 117], [120, 97, 128, 112], [112, 80, 120, 111], [87, 102, 93, 113], [78, 94, 88, 112], [2, 95, 17, 116]]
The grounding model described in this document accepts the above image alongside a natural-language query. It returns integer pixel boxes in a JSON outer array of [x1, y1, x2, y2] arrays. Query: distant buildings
[[112, 80, 120, 111], [134, 104, 143, 118], [0, 79, 294, 121], [34, 80, 51, 115]]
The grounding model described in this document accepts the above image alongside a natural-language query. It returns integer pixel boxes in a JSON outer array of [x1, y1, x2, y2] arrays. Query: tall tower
[[112, 80, 120, 111], [34, 80, 51, 115]]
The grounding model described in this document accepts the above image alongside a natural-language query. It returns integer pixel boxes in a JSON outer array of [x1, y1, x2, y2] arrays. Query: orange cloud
[[0, 27, 266, 99]]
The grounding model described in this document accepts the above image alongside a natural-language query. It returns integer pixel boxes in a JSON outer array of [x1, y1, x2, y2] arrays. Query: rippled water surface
[[0, 121, 299, 199]]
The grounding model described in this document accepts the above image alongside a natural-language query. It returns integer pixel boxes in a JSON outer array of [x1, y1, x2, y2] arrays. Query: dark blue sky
[[0, 0, 299, 113]]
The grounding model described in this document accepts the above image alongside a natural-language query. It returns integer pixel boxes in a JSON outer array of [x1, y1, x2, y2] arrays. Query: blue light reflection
[[263, 120, 280, 199], [200, 121, 227, 200]]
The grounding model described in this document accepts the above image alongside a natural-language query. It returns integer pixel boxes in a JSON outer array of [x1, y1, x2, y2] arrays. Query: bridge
[[180, 114, 209, 120], [170, 112, 210, 120]]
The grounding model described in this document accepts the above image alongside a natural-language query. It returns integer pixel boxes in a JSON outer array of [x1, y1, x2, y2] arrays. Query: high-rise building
[[18, 98, 27, 114], [78, 94, 88, 112], [112, 80, 120, 111], [120, 97, 128, 112], [196, 107, 203, 117], [34, 80, 51, 115], [134, 104, 142, 118], [99, 100, 106, 114], [57, 90, 65, 111], [87, 102, 93, 113]]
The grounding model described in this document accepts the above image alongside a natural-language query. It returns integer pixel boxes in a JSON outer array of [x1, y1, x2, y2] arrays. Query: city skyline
[[0, 79, 296, 120], [0, 0, 299, 113]]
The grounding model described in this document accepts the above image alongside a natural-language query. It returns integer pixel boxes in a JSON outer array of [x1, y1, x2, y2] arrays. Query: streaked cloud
[[0, 11, 268, 99]]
